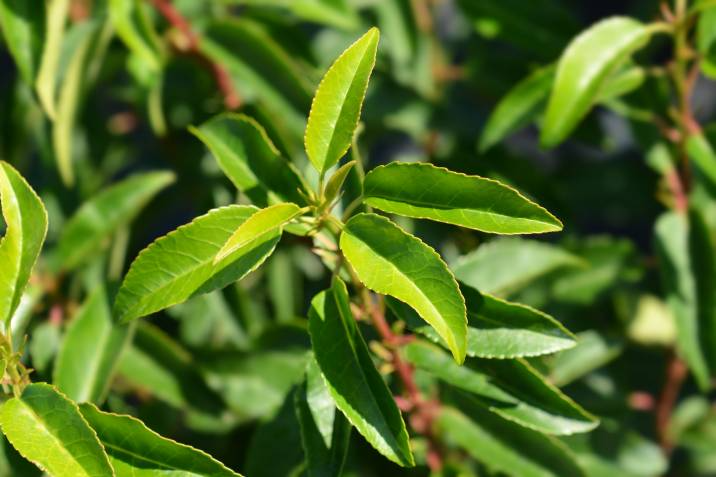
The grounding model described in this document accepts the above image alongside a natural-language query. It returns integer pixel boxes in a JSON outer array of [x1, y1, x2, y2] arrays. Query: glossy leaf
[[0, 383, 113, 477], [79, 403, 242, 476], [305, 28, 379, 174], [452, 237, 583, 296], [404, 341, 597, 435], [54, 286, 132, 403], [189, 113, 308, 206], [51, 171, 175, 271], [114, 205, 281, 322], [686, 133, 716, 189], [0, 161, 48, 325], [216, 203, 302, 262], [541, 17, 651, 147], [340, 212, 467, 363], [390, 283, 576, 358], [364, 162, 562, 234], [35, 0, 69, 119], [308, 279, 414, 467], [0, 0, 45, 85]]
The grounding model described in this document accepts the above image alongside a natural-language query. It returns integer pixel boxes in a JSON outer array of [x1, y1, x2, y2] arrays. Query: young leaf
[[0, 383, 113, 477], [0, 0, 45, 85], [363, 162, 562, 234], [54, 286, 132, 404], [79, 403, 242, 476], [304, 28, 379, 174], [479, 65, 555, 152], [215, 203, 302, 263], [295, 357, 351, 477], [541, 17, 651, 147], [390, 283, 576, 358], [109, 0, 163, 72], [34, 0, 69, 119], [452, 237, 583, 296], [51, 171, 175, 271], [114, 205, 280, 323], [308, 279, 414, 467], [340, 213, 467, 363], [0, 161, 48, 325], [189, 113, 308, 206], [323, 160, 356, 205], [404, 341, 598, 435], [686, 133, 716, 189]]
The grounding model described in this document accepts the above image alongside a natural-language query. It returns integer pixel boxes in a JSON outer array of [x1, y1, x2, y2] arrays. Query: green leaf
[[390, 283, 576, 358], [480, 65, 555, 152], [216, 203, 302, 263], [304, 28, 379, 174], [686, 133, 716, 190], [0, 0, 45, 85], [0, 161, 48, 326], [114, 205, 281, 323], [54, 286, 132, 404], [452, 237, 583, 297], [189, 113, 308, 206], [404, 341, 597, 435], [109, 0, 162, 72], [541, 17, 651, 147], [0, 383, 113, 477], [295, 357, 351, 477], [549, 331, 623, 386], [79, 403, 242, 476], [598, 64, 646, 103], [35, 0, 69, 119], [363, 162, 562, 234], [438, 403, 585, 477], [340, 212, 467, 363], [323, 160, 356, 205], [698, 5, 716, 78], [308, 279, 414, 467], [226, 0, 360, 30], [51, 171, 175, 271]]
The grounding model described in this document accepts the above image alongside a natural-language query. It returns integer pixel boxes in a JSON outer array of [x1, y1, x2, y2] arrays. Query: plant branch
[[150, 0, 241, 110], [656, 352, 687, 452]]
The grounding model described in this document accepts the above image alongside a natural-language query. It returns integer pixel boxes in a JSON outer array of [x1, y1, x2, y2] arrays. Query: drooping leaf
[[54, 286, 132, 404], [307, 279, 414, 467], [549, 331, 623, 386], [541, 17, 651, 147], [340, 212, 467, 363], [304, 28, 379, 174], [390, 283, 576, 358], [79, 403, 242, 476], [363, 162, 562, 234], [51, 171, 175, 271], [189, 113, 308, 206], [0, 383, 113, 477], [109, 0, 162, 72], [0, 0, 45, 85], [216, 203, 302, 262], [404, 341, 597, 435], [686, 133, 716, 190], [452, 237, 583, 297], [295, 357, 351, 477], [114, 205, 280, 323], [0, 161, 48, 325], [438, 403, 585, 477], [35, 0, 70, 119]]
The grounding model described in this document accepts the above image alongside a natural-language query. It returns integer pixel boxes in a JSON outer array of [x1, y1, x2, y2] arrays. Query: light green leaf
[[404, 341, 597, 435], [54, 286, 132, 404], [323, 160, 356, 205], [79, 403, 242, 476], [114, 205, 280, 323], [698, 5, 716, 78], [305, 28, 379, 174], [308, 279, 414, 467], [0, 383, 113, 477], [686, 133, 716, 189], [598, 64, 646, 103], [541, 17, 651, 147], [51, 171, 175, 271], [109, 0, 162, 72], [438, 403, 585, 477], [0, 0, 45, 85], [452, 237, 583, 297], [549, 331, 623, 386], [364, 162, 562, 234], [216, 203, 302, 263], [480, 65, 555, 152], [0, 161, 48, 325], [35, 0, 69, 119], [295, 357, 351, 477], [390, 283, 576, 358], [189, 113, 308, 206], [340, 212, 467, 363]]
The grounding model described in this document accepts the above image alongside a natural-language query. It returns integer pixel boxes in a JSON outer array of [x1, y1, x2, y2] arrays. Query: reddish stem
[[656, 353, 688, 452]]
